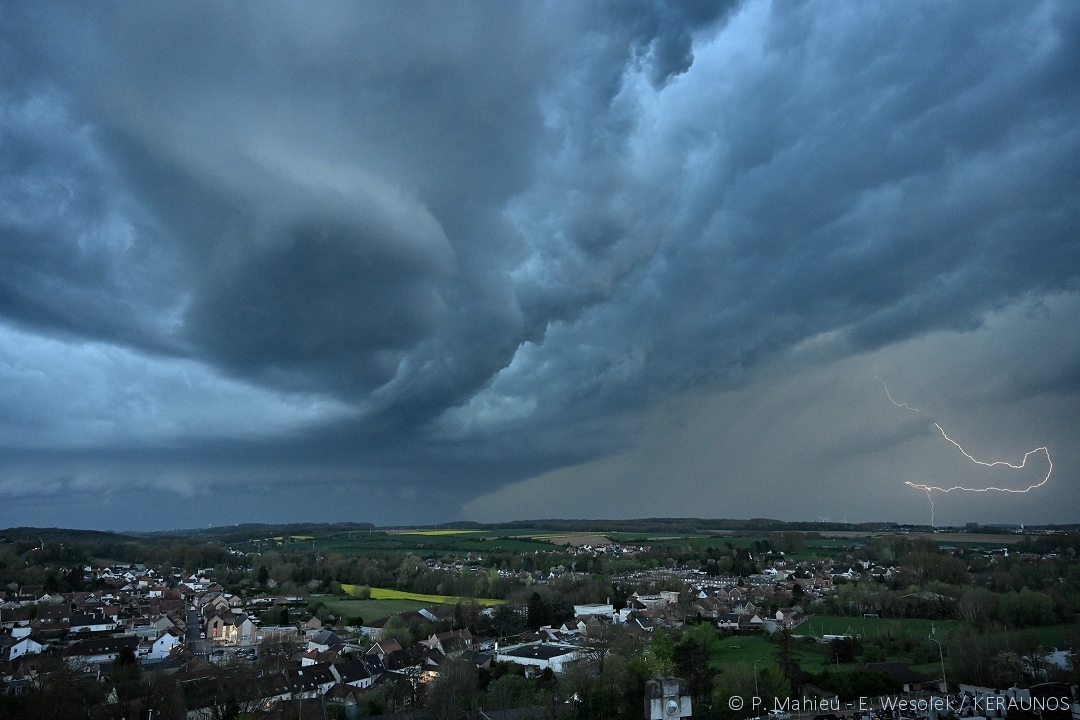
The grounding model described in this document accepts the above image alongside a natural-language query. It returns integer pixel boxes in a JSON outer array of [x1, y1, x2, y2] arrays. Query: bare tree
[[426, 659, 480, 720]]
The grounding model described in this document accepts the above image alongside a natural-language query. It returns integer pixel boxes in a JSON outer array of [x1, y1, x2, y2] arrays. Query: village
[[1, 526, 1077, 718]]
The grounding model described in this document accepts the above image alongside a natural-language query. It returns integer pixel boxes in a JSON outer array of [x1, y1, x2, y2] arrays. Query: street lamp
[[754, 657, 766, 698], [928, 624, 947, 693]]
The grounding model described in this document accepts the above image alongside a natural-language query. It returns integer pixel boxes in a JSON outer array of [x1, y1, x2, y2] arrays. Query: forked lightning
[[876, 373, 1052, 524]]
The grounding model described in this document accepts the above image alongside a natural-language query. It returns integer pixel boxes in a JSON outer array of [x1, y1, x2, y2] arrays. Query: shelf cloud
[[1, 0, 1078, 528]]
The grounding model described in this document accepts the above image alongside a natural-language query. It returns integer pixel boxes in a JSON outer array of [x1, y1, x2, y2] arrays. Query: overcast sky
[[1, 0, 1078, 530]]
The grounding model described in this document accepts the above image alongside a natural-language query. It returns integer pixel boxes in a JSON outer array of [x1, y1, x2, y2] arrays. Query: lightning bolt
[[876, 371, 1052, 526]]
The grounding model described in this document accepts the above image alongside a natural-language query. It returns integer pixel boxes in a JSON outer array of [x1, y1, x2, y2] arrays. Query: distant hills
[[4, 518, 1077, 543]]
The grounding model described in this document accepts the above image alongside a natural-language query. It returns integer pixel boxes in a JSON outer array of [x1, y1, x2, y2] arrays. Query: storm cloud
[[1, 0, 1078, 528]]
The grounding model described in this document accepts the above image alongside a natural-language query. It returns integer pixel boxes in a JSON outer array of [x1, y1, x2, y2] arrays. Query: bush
[[812, 669, 900, 701], [861, 644, 887, 663], [993, 589, 1058, 628]]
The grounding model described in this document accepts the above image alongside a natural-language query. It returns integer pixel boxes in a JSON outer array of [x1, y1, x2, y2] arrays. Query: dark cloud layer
[[0, 1, 1078, 527]]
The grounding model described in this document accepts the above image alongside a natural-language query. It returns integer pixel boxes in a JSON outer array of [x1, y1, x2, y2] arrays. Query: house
[[325, 682, 365, 711], [2, 634, 43, 662], [16, 586, 42, 603], [384, 648, 419, 673], [496, 643, 580, 674], [302, 648, 345, 666], [366, 639, 402, 659], [559, 619, 586, 635], [68, 612, 117, 634], [420, 630, 474, 658], [34, 605, 71, 626], [205, 610, 257, 645], [694, 597, 721, 619], [364, 653, 386, 676], [361, 608, 437, 641], [0, 608, 32, 630], [422, 647, 445, 679], [307, 630, 344, 653], [740, 613, 764, 629], [204, 611, 229, 641], [146, 628, 182, 661], [774, 607, 804, 629], [330, 658, 375, 689], [628, 592, 668, 610], [253, 624, 299, 645], [131, 615, 175, 641], [286, 662, 337, 698], [361, 616, 391, 641], [573, 603, 614, 618], [581, 616, 611, 638], [715, 613, 740, 630], [63, 636, 141, 668]]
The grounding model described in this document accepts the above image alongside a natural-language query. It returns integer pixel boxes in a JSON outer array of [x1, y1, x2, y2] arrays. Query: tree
[[993, 589, 1058, 628], [489, 604, 525, 638], [713, 662, 791, 720], [829, 636, 855, 664], [383, 615, 413, 646], [674, 635, 713, 705], [22, 655, 106, 719], [526, 592, 552, 631], [209, 658, 263, 719], [645, 630, 675, 676], [775, 629, 803, 685], [258, 633, 302, 671], [110, 646, 145, 718], [581, 620, 617, 675], [144, 671, 186, 720], [426, 659, 479, 720], [486, 674, 535, 711]]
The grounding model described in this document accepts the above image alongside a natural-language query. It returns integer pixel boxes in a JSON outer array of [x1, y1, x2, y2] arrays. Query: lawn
[[394, 530, 485, 536], [789, 638, 947, 676], [320, 598, 432, 621], [340, 585, 503, 606], [799, 615, 960, 641], [314, 532, 555, 556], [709, 633, 779, 669], [792, 616, 963, 676], [1026, 623, 1080, 647]]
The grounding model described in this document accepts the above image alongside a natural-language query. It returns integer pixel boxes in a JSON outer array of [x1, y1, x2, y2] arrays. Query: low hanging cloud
[[0, 321, 357, 449], [0, 0, 1078, 526]]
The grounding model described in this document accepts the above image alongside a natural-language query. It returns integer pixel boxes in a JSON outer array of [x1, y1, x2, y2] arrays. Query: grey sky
[[0, 0, 1077, 529]]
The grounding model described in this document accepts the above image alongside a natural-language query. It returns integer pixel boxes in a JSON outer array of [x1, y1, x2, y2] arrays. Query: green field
[[309, 531, 556, 556], [1027, 623, 1080, 647], [394, 530, 485, 537], [708, 629, 945, 676], [709, 634, 779, 669], [251, 527, 874, 558], [320, 598, 433, 622], [799, 615, 960, 640]]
